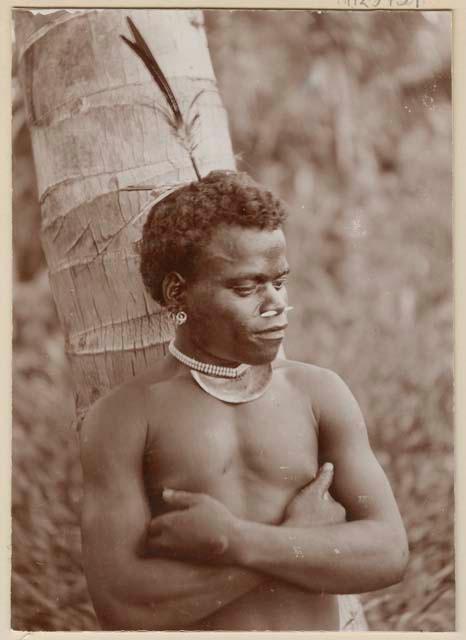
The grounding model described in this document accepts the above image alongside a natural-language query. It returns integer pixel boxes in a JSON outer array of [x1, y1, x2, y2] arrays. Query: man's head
[[140, 170, 290, 365]]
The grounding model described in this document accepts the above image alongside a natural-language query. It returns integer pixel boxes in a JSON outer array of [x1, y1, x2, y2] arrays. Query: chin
[[243, 342, 282, 366]]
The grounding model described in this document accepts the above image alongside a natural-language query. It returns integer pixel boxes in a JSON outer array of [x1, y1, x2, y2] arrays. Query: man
[[79, 170, 408, 630]]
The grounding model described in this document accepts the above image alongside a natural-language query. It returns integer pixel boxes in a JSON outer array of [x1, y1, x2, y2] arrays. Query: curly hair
[[139, 170, 288, 305]]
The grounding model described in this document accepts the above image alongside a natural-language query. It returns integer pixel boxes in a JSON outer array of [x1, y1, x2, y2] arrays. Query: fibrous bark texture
[[15, 8, 235, 417]]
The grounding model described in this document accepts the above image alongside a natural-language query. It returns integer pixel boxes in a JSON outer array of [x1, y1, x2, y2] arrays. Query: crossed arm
[[79, 370, 408, 630], [147, 370, 408, 595], [80, 385, 268, 630]]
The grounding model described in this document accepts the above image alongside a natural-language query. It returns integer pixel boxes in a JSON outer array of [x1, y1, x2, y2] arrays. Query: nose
[[259, 283, 287, 317]]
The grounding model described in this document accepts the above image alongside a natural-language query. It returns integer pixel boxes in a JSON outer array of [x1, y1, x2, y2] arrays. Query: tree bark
[[14, 8, 235, 418]]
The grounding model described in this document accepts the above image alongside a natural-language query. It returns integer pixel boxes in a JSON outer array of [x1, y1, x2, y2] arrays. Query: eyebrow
[[224, 267, 291, 285]]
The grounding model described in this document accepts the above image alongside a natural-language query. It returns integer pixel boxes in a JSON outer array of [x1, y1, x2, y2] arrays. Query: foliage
[[12, 9, 453, 631]]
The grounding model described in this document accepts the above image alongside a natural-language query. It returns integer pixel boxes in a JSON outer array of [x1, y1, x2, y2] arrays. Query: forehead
[[199, 224, 287, 276]]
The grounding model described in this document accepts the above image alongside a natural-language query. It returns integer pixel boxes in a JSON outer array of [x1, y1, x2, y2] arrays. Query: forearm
[[230, 518, 408, 595], [90, 555, 265, 630]]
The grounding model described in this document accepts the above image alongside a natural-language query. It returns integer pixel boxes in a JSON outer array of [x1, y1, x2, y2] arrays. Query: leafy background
[[12, 9, 453, 631]]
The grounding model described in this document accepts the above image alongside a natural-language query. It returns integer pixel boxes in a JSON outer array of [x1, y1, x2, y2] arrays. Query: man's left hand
[[284, 462, 346, 527], [146, 489, 238, 563]]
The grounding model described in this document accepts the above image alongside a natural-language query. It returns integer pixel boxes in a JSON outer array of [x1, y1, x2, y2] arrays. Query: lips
[[254, 324, 288, 340]]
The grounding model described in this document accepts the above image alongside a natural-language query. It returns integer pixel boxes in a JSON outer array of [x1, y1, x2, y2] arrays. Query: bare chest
[[143, 374, 319, 514]]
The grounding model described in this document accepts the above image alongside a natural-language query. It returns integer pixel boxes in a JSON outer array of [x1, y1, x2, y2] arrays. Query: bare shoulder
[[80, 353, 181, 458], [273, 357, 343, 391], [78, 383, 145, 471], [273, 358, 355, 421], [80, 358, 173, 443]]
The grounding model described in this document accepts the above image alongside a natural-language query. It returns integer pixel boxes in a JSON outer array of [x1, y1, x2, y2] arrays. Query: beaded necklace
[[168, 340, 272, 404]]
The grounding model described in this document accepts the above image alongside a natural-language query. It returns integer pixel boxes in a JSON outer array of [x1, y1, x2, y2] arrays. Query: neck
[[173, 328, 243, 369], [169, 340, 249, 379]]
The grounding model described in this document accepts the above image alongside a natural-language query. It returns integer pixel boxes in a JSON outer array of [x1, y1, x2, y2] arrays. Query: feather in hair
[[120, 16, 202, 180]]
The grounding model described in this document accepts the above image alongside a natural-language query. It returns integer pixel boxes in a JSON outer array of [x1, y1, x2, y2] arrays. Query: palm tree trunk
[[14, 8, 235, 418]]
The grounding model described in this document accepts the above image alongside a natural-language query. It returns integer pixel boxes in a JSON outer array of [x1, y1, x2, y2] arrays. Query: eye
[[233, 286, 256, 297], [273, 277, 288, 291]]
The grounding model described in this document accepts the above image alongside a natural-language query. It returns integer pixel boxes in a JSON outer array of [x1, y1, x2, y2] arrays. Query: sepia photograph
[[11, 6, 453, 633]]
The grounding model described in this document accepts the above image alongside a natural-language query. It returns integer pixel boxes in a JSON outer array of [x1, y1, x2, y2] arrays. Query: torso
[[139, 358, 340, 630]]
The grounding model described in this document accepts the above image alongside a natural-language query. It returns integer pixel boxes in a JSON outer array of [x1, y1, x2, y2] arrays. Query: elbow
[[82, 563, 163, 631], [83, 553, 179, 631], [95, 593, 172, 631], [378, 528, 410, 588], [96, 598, 130, 631], [87, 586, 134, 630], [392, 536, 410, 584], [89, 591, 128, 630]]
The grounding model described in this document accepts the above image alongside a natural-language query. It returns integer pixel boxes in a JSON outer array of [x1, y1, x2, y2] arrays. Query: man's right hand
[[283, 463, 346, 527]]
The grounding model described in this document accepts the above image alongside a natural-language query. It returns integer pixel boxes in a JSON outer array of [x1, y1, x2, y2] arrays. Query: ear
[[162, 272, 187, 309]]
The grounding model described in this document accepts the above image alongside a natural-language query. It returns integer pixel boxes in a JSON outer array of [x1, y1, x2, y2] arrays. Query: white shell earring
[[175, 310, 187, 326]]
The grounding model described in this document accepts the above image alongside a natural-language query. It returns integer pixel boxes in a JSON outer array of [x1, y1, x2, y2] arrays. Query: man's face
[[183, 224, 290, 366]]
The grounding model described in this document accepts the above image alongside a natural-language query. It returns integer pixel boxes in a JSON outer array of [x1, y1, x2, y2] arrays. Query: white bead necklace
[[168, 340, 250, 379]]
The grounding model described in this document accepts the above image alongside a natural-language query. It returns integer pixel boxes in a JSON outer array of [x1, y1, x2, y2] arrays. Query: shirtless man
[[79, 170, 408, 631]]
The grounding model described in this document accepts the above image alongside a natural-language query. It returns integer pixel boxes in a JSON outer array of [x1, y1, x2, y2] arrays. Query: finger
[[147, 532, 175, 556], [210, 535, 229, 555], [148, 516, 167, 537], [162, 488, 204, 508], [314, 462, 334, 497], [284, 477, 314, 512]]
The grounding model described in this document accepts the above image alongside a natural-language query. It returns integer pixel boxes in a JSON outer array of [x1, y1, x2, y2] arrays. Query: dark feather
[[120, 16, 201, 180], [126, 17, 156, 68], [121, 18, 182, 126]]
